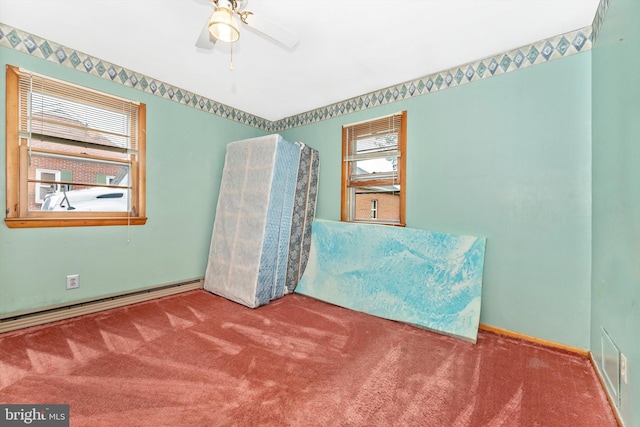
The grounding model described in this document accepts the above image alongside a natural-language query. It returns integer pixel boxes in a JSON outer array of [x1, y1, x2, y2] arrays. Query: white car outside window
[[41, 187, 129, 212]]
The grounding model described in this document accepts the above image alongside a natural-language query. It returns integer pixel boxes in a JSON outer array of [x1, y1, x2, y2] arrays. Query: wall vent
[[600, 327, 621, 407]]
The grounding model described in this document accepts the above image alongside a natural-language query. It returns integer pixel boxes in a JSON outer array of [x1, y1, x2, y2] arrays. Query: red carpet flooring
[[0, 290, 616, 426]]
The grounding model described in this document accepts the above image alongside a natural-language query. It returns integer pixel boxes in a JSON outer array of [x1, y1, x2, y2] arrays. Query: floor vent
[[0, 278, 203, 334]]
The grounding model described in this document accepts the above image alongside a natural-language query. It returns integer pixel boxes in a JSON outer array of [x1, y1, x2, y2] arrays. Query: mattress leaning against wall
[[268, 139, 300, 301], [295, 219, 486, 343], [204, 134, 319, 308], [285, 143, 320, 294]]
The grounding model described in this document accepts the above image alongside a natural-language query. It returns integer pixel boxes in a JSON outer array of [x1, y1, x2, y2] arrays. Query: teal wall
[[0, 47, 264, 315], [283, 53, 593, 349], [0, 22, 597, 354], [592, 0, 640, 425], [4, 6, 637, 423]]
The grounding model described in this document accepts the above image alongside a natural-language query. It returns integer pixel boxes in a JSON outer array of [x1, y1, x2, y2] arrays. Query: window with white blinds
[[341, 111, 406, 225], [5, 65, 147, 228]]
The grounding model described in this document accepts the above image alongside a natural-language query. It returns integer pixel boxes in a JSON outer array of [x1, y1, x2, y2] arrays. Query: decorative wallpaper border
[[0, 0, 609, 132], [0, 23, 272, 131], [272, 26, 593, 131], [592, 0, 612, 42]]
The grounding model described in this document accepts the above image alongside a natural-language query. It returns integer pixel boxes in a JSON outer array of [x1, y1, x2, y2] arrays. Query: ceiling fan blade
[[195, 18, 216, 50], [242, 12, 299, 50]]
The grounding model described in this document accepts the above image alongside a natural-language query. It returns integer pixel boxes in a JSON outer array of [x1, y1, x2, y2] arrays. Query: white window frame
[[370, 199, 378, 219], [35, 168, 61, 204]]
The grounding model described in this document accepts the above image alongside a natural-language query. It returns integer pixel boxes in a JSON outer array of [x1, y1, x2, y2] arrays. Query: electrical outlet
[[621, 353, 628, 384], [66, 274, 79, 290]]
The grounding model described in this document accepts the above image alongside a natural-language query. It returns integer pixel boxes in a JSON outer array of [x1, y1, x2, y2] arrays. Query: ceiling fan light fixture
[[209, 7, 240, 43]]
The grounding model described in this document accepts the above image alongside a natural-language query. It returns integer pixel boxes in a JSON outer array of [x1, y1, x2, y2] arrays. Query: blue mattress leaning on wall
[[266, 138, 300, 301], [204, 134, 319, 308], [295, 219, 487, 343]]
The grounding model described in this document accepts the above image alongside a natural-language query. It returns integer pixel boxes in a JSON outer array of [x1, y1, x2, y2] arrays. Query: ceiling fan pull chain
[[230, 44, 234, 71]]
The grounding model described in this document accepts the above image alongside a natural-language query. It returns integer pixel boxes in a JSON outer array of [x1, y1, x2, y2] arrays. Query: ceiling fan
[[195, 0, 299, 50]]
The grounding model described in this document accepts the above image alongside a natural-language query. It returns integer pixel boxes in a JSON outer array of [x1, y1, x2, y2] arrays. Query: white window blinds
[[17, 68, 139, 154]]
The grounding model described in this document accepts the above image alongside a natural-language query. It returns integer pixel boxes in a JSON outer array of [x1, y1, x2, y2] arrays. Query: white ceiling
[[1, 0, 600, 122]]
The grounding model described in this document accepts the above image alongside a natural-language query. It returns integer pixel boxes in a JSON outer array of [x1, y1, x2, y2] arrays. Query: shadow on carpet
[[0, 290, 616, 426]]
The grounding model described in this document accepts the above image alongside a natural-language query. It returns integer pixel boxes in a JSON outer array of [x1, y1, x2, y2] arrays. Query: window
[[35, 169, 61, 204], [5, 65, 146, 228], [370, 199, 378, 219], [341, 111, 406, 226]]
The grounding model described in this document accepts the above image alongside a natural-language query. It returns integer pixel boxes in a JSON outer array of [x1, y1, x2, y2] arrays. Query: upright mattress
[[204, 135, 301, 308], [285, 143, 320, 294]]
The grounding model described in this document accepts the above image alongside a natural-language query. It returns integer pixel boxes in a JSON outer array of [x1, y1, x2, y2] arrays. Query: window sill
[[5, 217, 147, 228], [347, 220, 406, 227]]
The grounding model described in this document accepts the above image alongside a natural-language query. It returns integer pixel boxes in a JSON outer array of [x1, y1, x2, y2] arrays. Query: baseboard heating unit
[[0, 278, 203, 334]]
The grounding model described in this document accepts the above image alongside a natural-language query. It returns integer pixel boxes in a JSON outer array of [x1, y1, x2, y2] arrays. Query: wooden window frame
[[5, 65, 147, 228], [341, 111, 407, 226]]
